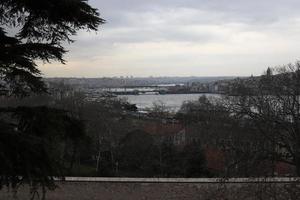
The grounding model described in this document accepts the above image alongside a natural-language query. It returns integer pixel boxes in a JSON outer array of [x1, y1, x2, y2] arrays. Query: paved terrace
[[1, 177, 300, 200]]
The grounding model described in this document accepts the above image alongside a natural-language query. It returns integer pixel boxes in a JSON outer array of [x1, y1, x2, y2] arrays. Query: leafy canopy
[[0, 0, 104, 96], [0, 0, 103, 197]]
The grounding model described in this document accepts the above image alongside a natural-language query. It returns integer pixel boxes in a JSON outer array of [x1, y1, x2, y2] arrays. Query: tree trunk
[[96, 150, 101, 173], [295, 155, 300, 176]]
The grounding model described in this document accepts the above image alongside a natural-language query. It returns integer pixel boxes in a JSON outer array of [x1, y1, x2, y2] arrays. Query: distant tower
[[266, 67, 272, 76]]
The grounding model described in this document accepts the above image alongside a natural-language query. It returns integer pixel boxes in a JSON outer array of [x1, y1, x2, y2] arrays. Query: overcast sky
[[41, 0, 300, 77]]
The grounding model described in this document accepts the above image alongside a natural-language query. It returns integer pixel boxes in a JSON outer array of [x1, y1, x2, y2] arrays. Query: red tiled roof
[[204, 147, 225, 172], [142, 121, 184, 136]]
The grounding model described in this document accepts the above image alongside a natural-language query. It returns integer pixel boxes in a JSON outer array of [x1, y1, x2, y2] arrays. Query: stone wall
[[1, 177, 300, 200]]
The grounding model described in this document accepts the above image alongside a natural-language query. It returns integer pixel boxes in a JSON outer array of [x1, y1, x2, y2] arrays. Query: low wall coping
[[61, 177, 300, 183]]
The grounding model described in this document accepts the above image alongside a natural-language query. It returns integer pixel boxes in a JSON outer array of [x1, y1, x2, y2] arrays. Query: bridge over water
[[103, 86, 170, 95]]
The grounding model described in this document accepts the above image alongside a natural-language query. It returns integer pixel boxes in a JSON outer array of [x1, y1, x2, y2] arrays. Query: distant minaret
[[124, 78, 127, 92], [266, 67, 272, 76]]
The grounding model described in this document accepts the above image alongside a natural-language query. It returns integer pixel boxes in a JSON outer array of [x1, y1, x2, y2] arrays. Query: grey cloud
[[60, 0, 298, 63], [40, 0, 300, 77], [99, 26, 220, 44], [83, 0, 300, 45], [93, 0, 300, 26]]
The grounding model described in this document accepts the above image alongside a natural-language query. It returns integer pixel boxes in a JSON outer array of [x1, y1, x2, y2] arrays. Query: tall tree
[[0, 0, 104, 198], [227, 63, 300, 176], [0, 0, 103, 96]]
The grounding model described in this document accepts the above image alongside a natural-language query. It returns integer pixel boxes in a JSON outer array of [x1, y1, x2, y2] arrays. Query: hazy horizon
[[39, 0, 300, 77], [44, 75, 241, 79]]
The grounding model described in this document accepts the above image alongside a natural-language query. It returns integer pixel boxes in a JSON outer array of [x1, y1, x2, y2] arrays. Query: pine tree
[[0, 0, 104, 96], [0, 0, 104, 198]]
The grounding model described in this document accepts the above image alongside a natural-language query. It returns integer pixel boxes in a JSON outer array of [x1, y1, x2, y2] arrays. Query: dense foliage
[[0, 0, 103, 96], [1, 63, 299, 184], [227, 63, 300, 175], [0, 0, 103, 198]]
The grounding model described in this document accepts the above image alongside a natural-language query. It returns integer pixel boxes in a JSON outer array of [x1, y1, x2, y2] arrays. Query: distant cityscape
[[45, 76, 243, 100]]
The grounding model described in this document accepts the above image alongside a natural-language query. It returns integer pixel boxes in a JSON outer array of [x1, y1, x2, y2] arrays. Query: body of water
[[118, 93, 220, 111]]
